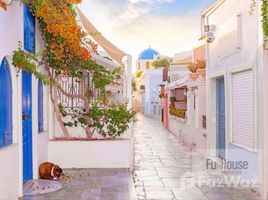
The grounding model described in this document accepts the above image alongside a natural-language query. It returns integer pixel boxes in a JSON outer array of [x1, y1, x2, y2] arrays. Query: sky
[[80, 0, 216, 62]]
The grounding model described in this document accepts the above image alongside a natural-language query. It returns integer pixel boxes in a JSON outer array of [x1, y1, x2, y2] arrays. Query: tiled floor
[[23, 169, 136, 200], [22, 114, 261, 200], [133, 114, 261, 200], [23, 179, 62, 195]]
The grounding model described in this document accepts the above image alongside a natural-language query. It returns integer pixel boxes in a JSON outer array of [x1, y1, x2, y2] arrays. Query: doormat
[[23, 179, 62, 196]]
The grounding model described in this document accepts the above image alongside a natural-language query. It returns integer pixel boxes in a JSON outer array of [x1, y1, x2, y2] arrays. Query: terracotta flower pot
[[189, 73, 199, 81], [197, 69, 206, 80]]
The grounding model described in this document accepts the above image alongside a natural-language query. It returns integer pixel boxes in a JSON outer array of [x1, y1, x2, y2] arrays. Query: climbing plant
[[261, 0, 268, 48], [0, 0, 7, 10], [11, 0, 135, 139], [251, 0, 268, 49]]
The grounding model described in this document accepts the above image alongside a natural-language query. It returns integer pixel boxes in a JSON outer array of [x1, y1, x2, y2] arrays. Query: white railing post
[[124, 55, 134, 170], [126, 55, 133, 109]]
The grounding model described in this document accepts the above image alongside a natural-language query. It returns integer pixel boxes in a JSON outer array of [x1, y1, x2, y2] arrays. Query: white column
[[195, 90, 200, 129], [126, 55, 133, 109], [187, 90, 192, 126], [16, 70, 23, 198], [124, 55, 134, 170], [32, 77, 39, 179], [257, 1, 268, 198], [48, 88, 55, 140]]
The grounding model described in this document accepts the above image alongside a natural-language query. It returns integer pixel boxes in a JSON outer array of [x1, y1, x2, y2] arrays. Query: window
[[146, 62, 150, 69], [0, 58, 13, 148], [24, 4, 35, 53], [38, 80, 44, 133], [138, 62, 141, 70], [231, 70, 255, 150], [202, 115, 207, 129]]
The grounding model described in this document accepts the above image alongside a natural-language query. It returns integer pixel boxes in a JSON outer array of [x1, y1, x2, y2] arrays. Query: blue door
[[0, 58, 12, 148], [24, 5, 35, 52], [216, 77, 226, 159], [22, 71, 33, 182], [23, 3, 35, 183]]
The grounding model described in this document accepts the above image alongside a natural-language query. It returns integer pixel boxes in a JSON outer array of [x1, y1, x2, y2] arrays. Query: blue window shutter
[[38, 80, 44, 133], [24, 4, 35, 53], [0, 58, 13, 148], [0, 59, 4, 147]]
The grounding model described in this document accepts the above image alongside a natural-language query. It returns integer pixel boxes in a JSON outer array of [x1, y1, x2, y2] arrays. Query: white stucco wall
[[258, 0, 268, 195], [48, 140, 132, 168], [144, 69, 163, 116], [0, 2, 24, 199], [0, 145, 20, 200], [205, 0, 259, 187], [0, 2, 49, 199], [261, 51, 268, 200], [136, 59, 155, 71], [168, 82, 207, 157], [206, 0, 258, 74]]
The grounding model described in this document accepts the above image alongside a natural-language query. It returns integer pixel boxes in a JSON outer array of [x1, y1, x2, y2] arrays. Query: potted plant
[[188, 63, 199, 80], [159, 92, 165, 99], [170, 96, 176, 103], [196, 60, 206, 80]]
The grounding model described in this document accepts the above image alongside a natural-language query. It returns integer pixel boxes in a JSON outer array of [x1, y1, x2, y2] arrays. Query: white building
[[0, 2, 133, 199], [167, 49, 208, 157], [135, 47, 164, 117], [202, 0, 267, 198], [0, 3, 50, 198]]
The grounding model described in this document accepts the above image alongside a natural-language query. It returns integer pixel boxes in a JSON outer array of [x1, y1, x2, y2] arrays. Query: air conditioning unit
[[204, 25, 216, 33]]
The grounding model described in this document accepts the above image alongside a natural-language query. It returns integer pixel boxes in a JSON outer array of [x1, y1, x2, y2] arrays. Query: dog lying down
[[39, 162, 64, 180]]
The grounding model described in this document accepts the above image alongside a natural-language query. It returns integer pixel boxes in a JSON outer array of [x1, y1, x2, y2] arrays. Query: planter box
[[48, 139, 133, 168], [197, 69, 206, 80], [189, 72, 199, 80], [175, 117, 186, 123]]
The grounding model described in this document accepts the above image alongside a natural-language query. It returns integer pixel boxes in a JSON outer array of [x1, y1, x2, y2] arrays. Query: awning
[[77, 8, 127, 64]]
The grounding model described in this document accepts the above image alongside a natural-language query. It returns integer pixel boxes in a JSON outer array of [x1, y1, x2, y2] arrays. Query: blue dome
[[138, 47, 159, 60]]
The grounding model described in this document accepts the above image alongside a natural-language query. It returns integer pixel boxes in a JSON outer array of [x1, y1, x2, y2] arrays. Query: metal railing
[[57, 74, 99, 109]]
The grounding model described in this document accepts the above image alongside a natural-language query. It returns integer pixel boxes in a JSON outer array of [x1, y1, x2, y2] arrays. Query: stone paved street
[[23, 169, 136, 200], [133, 114, 261, 200]]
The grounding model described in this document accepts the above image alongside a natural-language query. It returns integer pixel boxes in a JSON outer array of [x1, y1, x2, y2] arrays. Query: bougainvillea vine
[[12, 0, 135, 139]]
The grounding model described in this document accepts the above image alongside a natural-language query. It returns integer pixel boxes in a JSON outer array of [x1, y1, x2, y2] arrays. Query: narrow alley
[[133, 115, 260, 200]]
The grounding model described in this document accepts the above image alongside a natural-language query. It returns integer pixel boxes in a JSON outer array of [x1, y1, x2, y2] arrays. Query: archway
[[0, 57, 13, 148]]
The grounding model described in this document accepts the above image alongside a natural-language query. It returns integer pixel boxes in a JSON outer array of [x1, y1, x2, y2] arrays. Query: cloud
[[118, 4, 149, 22], [80, 0, 207, 64], [112, 10, 201, 57], [129, 0, 175, 4]]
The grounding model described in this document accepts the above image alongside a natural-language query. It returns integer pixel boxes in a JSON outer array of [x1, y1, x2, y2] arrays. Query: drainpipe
[[202, 13, 213, 160]]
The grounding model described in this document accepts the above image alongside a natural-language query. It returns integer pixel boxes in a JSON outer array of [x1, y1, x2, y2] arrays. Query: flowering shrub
[[12, 0, 135, 139], [188, 60, 206, 73], [196, 60, 206, 69], [169, 104, 186, 119], [170, 96, 176, 103], [159, 92, 166, 99], [0, 0, 7, 10], [187, 62, 198, 73]]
